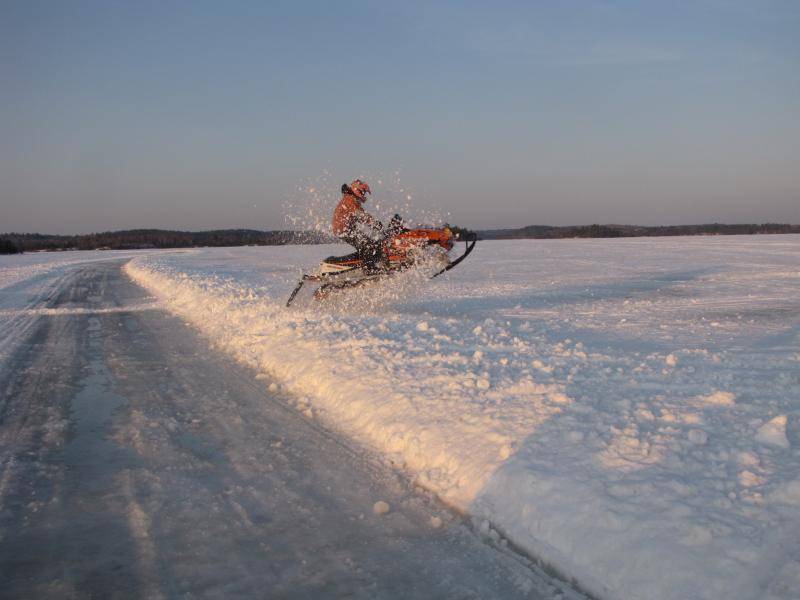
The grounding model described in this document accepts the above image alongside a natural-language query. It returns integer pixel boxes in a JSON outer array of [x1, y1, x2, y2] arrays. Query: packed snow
[[118, 235, 797, 599], [0, 251, 151, 368]]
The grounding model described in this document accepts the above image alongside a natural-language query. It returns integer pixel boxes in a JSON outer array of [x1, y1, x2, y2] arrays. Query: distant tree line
[[2, 223, 798, 254], [0, 238, 21, 254], [0, 229, 336, 253], [478, 223, 800, 240]]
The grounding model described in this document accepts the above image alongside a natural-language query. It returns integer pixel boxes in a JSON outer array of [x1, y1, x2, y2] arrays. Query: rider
[[332, 179, 386, 270]]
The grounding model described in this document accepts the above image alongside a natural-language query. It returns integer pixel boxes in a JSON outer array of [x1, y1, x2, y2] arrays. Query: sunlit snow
[[123, 235, 800, 600], [4, 235, 797, 600]]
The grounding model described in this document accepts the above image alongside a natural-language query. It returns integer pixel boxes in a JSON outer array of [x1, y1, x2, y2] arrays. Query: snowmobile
[[286, 216, 477, 306]]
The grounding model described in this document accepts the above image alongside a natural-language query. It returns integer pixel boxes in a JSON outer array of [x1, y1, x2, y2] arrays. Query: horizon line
[[2, 221, 799, 238]]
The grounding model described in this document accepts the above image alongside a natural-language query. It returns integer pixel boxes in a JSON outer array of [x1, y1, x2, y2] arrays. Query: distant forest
[[0, 229, 335, 254], [1, 223, 798, 254], [477, 223, 800, 240]]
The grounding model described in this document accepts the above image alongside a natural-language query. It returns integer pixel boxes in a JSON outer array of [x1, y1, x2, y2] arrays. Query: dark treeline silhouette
[[2, 223, 798, 253], [0, 229, 335, 253], [478, 223, 800, 240], [0, 238, 21, 254]]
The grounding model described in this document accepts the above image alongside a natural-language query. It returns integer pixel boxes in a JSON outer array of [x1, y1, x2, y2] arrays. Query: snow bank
[[125, 237, 800, 600]]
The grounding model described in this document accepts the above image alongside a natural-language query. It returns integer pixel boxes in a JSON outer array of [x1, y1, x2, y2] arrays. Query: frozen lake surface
[[3, 234, 799, 599], [126, 235, 800, 600], [0, 260, 573, 599]]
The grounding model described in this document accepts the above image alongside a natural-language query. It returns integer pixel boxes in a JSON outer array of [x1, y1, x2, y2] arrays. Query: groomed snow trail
[[0, 250, 149, 378], [0, 261, 580, 599]]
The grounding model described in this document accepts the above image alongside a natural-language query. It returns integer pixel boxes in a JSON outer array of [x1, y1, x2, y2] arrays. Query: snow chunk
[[416, 321, 429, 332], [737, 451, 760, 467], [739, 470, 765, 487], [665, 353, 678, 367], [688, 429, 708, 445], [372, 501, 390, 515], [430, 515, 443, 528], [696, 391, 736, 406], [532, 359, 553, 373], [755, 415, 790, 449]]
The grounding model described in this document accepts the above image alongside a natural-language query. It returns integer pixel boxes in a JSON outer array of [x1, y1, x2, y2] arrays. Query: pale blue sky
[[2, 0, 798, 233]]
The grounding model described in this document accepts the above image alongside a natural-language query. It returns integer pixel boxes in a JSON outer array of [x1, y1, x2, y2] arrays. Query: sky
[[1, 0, 799, 234]]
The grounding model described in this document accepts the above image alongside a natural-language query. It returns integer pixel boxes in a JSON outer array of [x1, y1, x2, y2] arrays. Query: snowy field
[[32, 235, 800, 600], [0, 251, 151, 368]]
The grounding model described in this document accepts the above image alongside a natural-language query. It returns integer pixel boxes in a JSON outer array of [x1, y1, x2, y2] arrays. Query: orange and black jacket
[[332, 184, 376, 236]]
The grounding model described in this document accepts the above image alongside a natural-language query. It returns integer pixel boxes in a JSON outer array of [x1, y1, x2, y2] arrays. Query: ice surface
[[124, 236, 800, 600], [0, 250, 150, 292], [0, 251, 151, 370]]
